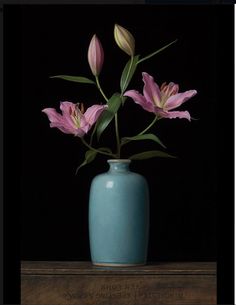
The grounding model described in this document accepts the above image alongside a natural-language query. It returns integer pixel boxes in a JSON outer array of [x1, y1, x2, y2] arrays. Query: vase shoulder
[[91, 169, 148, 190]]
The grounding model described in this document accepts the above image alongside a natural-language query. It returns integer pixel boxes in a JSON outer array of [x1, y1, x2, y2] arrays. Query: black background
[[4, 4, 234, 304]]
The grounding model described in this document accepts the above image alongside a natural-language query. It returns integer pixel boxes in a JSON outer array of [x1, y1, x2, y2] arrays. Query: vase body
[[89, 159, 149, 266]]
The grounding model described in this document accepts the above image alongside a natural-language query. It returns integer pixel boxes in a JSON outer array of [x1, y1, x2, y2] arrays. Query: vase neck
[[108, 159, 131, 173]]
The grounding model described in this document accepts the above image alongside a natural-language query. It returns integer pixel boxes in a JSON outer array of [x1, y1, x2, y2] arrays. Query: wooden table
[[21, 261, 216, 305]]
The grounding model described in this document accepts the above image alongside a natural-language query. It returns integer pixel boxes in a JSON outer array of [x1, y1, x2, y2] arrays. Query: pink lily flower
[[88, 34, 104, 76], [124, 72, 197, 121], [42, 102, 107, 137]]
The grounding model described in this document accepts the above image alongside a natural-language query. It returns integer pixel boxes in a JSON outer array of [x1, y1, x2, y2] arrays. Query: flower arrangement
[[42, 24, 197, 173]]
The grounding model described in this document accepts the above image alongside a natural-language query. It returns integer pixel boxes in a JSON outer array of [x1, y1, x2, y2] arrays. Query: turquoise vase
[[89, 159, 150, 266]]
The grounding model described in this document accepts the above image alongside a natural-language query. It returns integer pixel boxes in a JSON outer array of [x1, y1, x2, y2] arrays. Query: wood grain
[[21, 261, 216, 305]]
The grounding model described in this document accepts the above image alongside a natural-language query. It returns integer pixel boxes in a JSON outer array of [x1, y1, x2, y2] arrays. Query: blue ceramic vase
[[89, 159, 149, 266]]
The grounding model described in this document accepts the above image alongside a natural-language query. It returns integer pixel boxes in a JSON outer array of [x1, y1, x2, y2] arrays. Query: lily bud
[[88, 34, 104, 76], [114, 24, 135, 56]]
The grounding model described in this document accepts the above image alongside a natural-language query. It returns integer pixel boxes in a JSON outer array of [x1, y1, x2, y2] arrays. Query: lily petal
[[42, 108, 63, 124], [142, 72, 161, 107], [124, 90, 155, 113], [165, 90, 197, 110], [42, 107, 77, 134], [49, 122, 83, 135], [60, 101, 78, 128], [157, 109, 191, 121], [79, 120, 91, 134], [42, 108, 75, 133], [83, 104, 107, 126], [60, 101, 76, 115]]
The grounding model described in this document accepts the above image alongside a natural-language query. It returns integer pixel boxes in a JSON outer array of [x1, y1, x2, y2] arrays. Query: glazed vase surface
[[89, 159, 149, 267]]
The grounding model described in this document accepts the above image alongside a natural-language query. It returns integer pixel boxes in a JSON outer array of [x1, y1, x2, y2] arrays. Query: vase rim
[[107, 159, 131, 163]]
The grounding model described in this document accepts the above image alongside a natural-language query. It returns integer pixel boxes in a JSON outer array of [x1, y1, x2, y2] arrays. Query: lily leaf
[[96, 93, 122, 141], [137, 39, 178, 65], [50, 75, 95, 84], [121, 133, 166, 148], [107, 93, 122, 113], [75, 150, 97, 174], [129, 150, 176, 160], [96, 111, 114, 141], [121, 96, 128, 106], [120, 55, 140, 94], [99, 147, 113, 154]]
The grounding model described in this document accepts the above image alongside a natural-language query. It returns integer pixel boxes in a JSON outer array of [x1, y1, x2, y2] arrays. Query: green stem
[[120, 116, 159, 148], [95, 76, 109, 102], [115, 113, 120, 158], [114, 55, 134, 157], [137, 39, 178, 65], [95, 76, 121, 158], [121, 55, 134, 95], [81, 137, 116, 158], [89, 122, 97, 146], [138, 116, 158, 135]]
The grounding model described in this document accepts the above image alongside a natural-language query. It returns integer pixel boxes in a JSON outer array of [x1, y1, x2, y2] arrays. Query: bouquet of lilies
[[42, 24, 197, 173]]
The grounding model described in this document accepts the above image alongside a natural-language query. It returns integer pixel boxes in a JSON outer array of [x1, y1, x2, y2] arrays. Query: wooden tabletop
[[21, 261, 216, 275]]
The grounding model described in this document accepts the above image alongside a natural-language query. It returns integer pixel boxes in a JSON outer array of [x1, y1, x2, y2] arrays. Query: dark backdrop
[[4, 4, 234, 304]]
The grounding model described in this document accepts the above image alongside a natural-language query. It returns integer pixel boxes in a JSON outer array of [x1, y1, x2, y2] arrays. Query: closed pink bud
[[88, 34, 104, 76]]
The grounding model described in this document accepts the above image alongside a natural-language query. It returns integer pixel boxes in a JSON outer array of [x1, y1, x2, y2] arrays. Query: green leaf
[[129, 150, 176, 160], [99, 147, 112, 154], [75, 150, 97, 174], [120, 55, 140, 93], [96, 111, 114, 141], [107, 93, 122, 113], [96, 93, 122, 141], [50, 75, 95, 84], [121, 133, 166, 148], [137, 39, 178, 65], [121, 96, 128, 106]]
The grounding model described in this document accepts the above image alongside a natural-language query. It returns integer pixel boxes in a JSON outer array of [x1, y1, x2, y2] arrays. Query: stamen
[[168, 84, 178, 96], [70, 104, 81, 128], [75, 103, 80, 112], [160, 82, 167, 90], [80, 103, 85, 114]]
